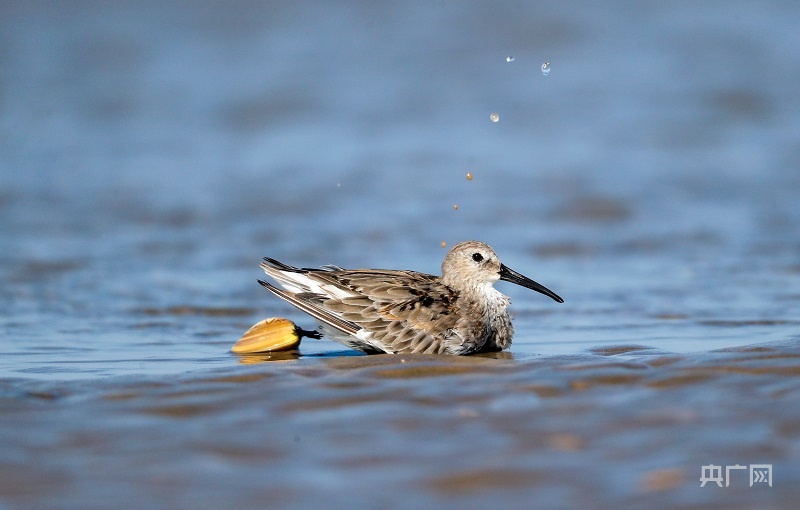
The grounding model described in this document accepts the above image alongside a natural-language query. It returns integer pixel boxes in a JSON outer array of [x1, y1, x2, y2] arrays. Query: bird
[[257, 240, 563, 355]]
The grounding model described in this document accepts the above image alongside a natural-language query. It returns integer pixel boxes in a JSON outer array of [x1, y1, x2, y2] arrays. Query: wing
[[313, 270, 463, 353], [257, 280, 361, 336], [260, 259, 465, 354]]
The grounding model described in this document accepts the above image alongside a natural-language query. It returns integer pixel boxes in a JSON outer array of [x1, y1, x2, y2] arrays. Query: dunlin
[[258, 240, 563, 355]]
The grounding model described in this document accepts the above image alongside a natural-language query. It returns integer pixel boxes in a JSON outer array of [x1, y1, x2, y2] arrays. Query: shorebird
[[258, 240, 563, 355]]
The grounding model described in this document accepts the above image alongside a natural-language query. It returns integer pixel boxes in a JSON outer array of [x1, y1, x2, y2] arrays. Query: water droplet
[[505, 56, 515, 63], [541, 62, 551, 76], [441, 241, 447, 248], [489, 112, 500, 123], [466, 172, 474, 181], [453, 204, 459, 211]]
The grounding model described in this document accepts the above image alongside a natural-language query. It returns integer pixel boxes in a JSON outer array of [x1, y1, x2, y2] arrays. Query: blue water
[[1, 2, 799, 508]]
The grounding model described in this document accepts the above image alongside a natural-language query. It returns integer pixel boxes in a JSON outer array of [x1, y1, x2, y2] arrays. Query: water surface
[[1, 1, 799, 508]]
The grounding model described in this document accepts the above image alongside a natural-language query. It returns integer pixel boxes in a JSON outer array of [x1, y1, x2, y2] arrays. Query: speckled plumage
[[258, 241, 563, 355]]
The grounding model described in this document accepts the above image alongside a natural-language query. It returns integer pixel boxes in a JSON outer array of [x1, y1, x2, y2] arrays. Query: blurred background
[[2, 2, 800, 509], [3, 1, 799, 376], [0, 2, 800, 375]]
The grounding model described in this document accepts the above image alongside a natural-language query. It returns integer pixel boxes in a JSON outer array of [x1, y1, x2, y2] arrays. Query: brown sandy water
[[2, 343, 800, 509], [2, 1, 800, 508]]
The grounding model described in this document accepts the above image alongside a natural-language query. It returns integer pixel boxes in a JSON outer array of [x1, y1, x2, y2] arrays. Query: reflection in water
[[2, 341, 799, 507], [2, 0, 800, 507], [235, 351, 300, 364]]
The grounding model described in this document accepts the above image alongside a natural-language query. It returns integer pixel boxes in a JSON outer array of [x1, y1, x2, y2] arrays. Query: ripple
[[136, 306, 257, 317]]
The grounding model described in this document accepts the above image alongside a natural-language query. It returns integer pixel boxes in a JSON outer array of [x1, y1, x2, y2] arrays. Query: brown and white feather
[[258, 241, 562, 355]]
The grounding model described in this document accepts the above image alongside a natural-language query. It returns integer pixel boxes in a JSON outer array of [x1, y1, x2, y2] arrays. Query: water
[[541, 62, 551, 76], [2, 1, 800, 508]]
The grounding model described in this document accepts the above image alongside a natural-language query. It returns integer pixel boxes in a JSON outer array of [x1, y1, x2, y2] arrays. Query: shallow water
[[2, 345, 800, 509], [2, 1, 800, 508]]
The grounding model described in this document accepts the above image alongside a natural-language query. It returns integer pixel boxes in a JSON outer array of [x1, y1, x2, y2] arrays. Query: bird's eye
[[472, 253, 484, 263]]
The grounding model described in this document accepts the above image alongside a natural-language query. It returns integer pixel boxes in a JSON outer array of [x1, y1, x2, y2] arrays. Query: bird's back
[[260, 260, 491, 354]]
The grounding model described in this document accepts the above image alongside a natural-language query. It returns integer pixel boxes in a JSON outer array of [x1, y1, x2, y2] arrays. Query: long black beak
[[499, 264, 564, 303]]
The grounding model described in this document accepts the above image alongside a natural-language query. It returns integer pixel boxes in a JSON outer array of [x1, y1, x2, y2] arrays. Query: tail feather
[[257, 280, 361, 337], [261, 257, 304, 273], [260, 259, 315, 293]]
